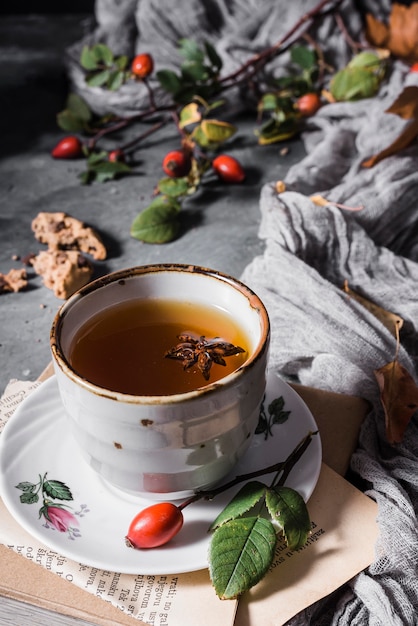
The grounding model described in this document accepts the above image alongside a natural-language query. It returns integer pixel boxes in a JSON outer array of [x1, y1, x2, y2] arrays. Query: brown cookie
[[0, 268, 28, 294], [31, 250, 93, 299], [31, 212, 107, 260]]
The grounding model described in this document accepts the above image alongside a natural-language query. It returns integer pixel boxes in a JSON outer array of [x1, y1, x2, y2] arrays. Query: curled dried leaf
[[375, 360, 418, 443], [365, 3, 418, 62]]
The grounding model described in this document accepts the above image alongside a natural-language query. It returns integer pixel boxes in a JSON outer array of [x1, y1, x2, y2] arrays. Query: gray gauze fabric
[[67, 0, 418, 624], [240, 29, 418, 626]]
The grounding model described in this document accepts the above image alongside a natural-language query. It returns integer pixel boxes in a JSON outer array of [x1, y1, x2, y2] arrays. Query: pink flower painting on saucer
[[15, 473, 89, 540]]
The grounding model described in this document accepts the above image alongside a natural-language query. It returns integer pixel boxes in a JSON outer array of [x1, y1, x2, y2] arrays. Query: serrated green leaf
[[90, 160, 131, 182], [80, 45, 99, 70], [259, 93, 279, 112], [106, 69, 125, 91], [179, 102, 201, 128], [210, 481, 266, 530], [56, 109, 85, 132], [157, 69, 182, 94], [115, 54, 128, 70], [348, 51, 380, 70], [66, 93, 92, 122], [291, 45, 317, 70], [87, 150, 108, 165], [20, 492, 39, 505], [157, 176, 189, 197], [265, 486, 310, 550], [256, 117, 298, 145], [43, 479, 73, 501], [15, 481, 36, 492], [181, 62, 208, 82], [79, 170, 93, 185], [330, 67, 379, 101], [193, 119, 236, 147], [204, 41, 223, 71], [130, 197, 181, 243], [86, 69, 111, 88], [209, 517, 277, 599], [179, 38, 205, 63], [92, 43, 114, 65]]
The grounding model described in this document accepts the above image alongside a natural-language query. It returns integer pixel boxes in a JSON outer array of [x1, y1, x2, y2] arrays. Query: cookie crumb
[[30, 250, 93, 299], [32, 211, 107, 260], [0, 268, 28, 294]]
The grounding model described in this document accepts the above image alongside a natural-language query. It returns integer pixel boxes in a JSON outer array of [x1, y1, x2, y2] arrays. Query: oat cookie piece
[[0, 268, 28, 294], [31, 250, 93, 299], [31, 211, 107, 260]]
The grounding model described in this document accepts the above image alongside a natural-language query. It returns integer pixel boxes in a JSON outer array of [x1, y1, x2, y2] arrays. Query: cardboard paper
[[0, 369, 375, 626]]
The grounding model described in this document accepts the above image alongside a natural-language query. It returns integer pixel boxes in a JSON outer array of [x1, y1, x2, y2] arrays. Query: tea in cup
[[50, 264, 270, 499]]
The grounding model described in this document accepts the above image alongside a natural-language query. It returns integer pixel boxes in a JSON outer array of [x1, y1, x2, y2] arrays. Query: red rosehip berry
[[125, 502, 184, 549], [212, 154, 245, 183], [162, 150, 191, 178], [51, 136, 83, 159], [409, 62, 418, 73], [108, 149, 125, 163], [131, 53, 154, 79], [295, 93, 322, 117]]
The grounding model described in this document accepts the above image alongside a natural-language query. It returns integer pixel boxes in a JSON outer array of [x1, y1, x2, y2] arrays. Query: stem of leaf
[[178, 430, 317, 511]]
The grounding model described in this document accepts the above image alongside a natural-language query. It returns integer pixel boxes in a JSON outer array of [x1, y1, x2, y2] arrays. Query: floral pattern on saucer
[[15, 472, 89, 540]]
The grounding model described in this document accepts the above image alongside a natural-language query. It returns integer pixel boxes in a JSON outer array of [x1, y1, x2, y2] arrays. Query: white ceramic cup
[[50, 264, 270, 499]]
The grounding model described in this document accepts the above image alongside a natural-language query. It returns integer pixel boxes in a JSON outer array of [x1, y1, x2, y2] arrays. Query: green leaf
[[106, 69, 125, 91], [157, 69, 182, 94], [66, 93, 92, 122], [209, 517, 277, 599], [291, 45, 317, 70], [181, 62, 208, 82], [20, 492, 39, 505], [43, 479, 73, 501], [157, 176, 190, 197], [87, 150, 108, 165], [179, 102, 201, 128], [15, 481, 36, 492], [192, 119, 237, 148], [268, 396, 290, 425], [79, 170, 93, 185], [265, 486, 311, 550], [330, 67, 380, 101], [92, 43, 114, 66], [348, 51, 381, 70], [259, 93, 279, 112], [115, 54, 129, 71], [80, 45, 99, 70], [130, 197, 181, 244], [210, 481, 266, 530], [256, 116, 299, 145], [179, 38, 205, 64], [204, 41, 223, 71], [86, 69, 111, 88], [56, 110, 85, 132], [91, 160, 131, 182]]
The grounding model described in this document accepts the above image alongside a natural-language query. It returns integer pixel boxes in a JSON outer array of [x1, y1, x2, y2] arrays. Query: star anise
[[165, 333, 245, 381]]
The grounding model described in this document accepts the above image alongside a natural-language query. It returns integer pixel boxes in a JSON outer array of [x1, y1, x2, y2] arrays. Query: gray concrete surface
[[0, 14, 305, 397]]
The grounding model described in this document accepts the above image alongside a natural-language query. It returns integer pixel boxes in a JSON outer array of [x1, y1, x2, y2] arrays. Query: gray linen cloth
[[68, 0, 418, 623], [241, 66, 418, 625]]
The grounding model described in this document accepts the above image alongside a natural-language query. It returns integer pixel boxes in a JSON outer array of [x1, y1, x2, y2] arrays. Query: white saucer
[[0, 373, 321, 575]]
